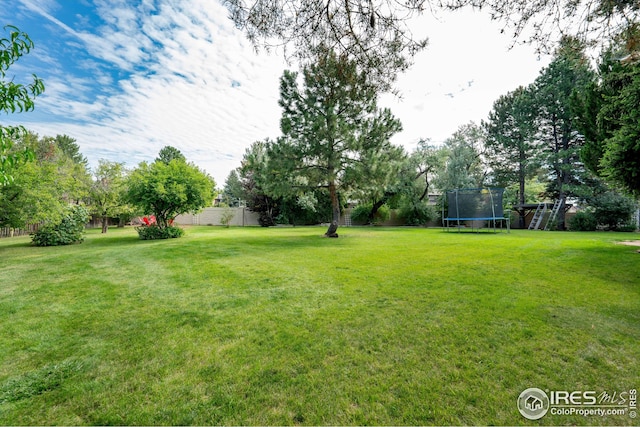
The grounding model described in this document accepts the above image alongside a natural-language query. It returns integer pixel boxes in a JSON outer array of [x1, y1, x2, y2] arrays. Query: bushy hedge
[[398, 200, 436, 226], [569, 210, 597, 231], [351, 204, 390, 225], [591, 191, 637, 231], [135, 225, 185, 240], [570, 191, 637, 232], [31, 205, 89, 246]]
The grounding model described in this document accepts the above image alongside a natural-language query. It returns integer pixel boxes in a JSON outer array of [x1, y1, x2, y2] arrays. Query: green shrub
[[615, 223, 638, 232], [31, 205, 89, 246], [220, 208, 235, 227], [259, 211, 276, 227], [275, 192, 333, 226], [398, 199, 436, 226], [350, 204, 390, 225], [371, 204, 390, 225], [350, 204, 371, 225], [591, 191, 637, 230], [135, 225, 185, 240], [569, 210, 597, 231]]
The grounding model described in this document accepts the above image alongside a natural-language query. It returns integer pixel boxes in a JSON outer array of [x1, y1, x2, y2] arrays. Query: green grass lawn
[[0, 226, 638, 425]]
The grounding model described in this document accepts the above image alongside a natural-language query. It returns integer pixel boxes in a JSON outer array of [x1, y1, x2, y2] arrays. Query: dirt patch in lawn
[[617, 240, 640, 247]]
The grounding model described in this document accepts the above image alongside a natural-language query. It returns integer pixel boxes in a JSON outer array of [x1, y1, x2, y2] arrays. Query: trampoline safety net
[[446, 188, 504, 220], [443, 188, 508, 232]]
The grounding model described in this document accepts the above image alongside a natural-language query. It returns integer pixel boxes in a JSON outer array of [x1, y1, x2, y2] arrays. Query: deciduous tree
[[0, 132, 91, 229], [0, 25, 44, 185], [408, 139, 447, 203], [89, 160, 130, 233], [126, 151, 215, 232], [434, 122, 488, 192]]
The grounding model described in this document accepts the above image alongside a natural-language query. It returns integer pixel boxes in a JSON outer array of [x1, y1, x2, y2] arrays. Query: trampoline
[[442, 188, 510, 233]]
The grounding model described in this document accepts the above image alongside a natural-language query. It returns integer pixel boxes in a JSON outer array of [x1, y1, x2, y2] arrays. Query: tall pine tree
[[484, 86, 539, 228], [530, 38, 596, 229], [267, 50, 402, 237]]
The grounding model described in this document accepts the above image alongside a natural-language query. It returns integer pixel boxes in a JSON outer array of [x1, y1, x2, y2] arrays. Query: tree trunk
[[101, 216, 108, 234], [325, 181, 340, 238], [557, 176, 569, 230], [556, 128, 571, 231], [367, 198, 387, 224], [518, 154, 526, 229]]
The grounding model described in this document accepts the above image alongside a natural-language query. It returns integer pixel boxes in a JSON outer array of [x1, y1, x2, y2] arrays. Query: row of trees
[[221, 0, 639, 236], [0, 133, 215, 243], [4, 7, 639, 240], [1, 25, 214, 244], [485, 35, 640, 229], [0, 133, 93, 232], [223, 37, 638, 235]]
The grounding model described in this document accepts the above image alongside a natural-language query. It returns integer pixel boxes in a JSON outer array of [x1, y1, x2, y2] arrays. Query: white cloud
[[15, 0, 60, 17], [9, 0, 287, 185]]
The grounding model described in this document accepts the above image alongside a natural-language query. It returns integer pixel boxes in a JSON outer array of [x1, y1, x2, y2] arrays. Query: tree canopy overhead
[[225, 0, 639, 91], [224, 0, 429, 91], [443, 0, 639, 54]]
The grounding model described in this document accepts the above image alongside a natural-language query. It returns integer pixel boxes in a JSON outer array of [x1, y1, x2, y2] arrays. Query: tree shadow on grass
[[82, 231, 144, 248], [0, 237, 32, 250], [0, 228, 141, 252]]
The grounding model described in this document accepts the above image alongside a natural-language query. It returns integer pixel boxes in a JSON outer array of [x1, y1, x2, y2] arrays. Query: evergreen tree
[[530, 38, 597, 229], [267, 50, 402, 237], [484, 86, 539, 227], [574, 31, 640, 196], [222, 170, 245, 207]]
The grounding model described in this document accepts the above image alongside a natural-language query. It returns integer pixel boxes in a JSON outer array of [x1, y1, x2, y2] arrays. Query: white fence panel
[[174, 208, 260, 226]]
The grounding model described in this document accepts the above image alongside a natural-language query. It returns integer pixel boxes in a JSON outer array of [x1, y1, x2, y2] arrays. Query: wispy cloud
[[8, 0, 288, 185]]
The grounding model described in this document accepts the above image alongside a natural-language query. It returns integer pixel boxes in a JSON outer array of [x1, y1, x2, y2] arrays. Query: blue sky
[[1, 0, 550, 185]]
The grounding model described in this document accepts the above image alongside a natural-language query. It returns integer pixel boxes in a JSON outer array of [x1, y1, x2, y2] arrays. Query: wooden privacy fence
[[0, 223, 40, 238]]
